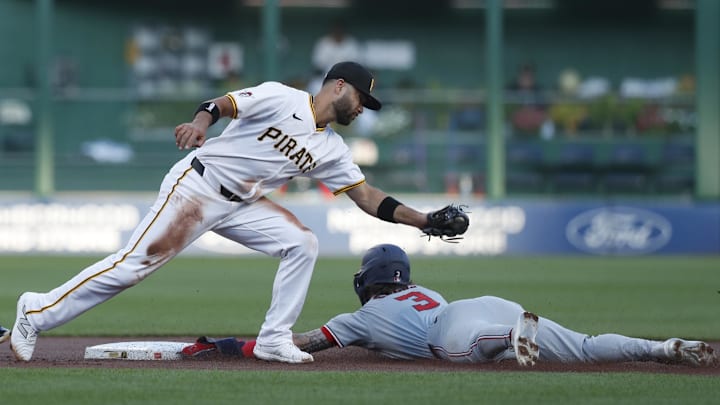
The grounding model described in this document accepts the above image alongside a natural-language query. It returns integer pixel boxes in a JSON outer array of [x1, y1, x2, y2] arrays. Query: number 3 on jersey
[[395, 291, 440, 311]]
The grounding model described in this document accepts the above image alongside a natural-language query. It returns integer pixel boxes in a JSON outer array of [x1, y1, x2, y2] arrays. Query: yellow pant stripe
[[26, 166, 195, 315]]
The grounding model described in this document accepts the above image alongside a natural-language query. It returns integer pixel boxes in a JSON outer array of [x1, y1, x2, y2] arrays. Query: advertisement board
[[0, 197, 717, 256]]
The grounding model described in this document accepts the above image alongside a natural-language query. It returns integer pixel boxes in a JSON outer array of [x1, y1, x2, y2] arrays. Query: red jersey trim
[[321, 325, 340, 347]]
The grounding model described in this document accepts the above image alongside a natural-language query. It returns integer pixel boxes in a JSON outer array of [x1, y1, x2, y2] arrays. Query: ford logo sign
[[566, 207, 672, 255]]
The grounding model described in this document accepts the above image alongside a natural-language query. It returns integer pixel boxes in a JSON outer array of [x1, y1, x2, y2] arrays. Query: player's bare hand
[[174, 123, 207, 149]]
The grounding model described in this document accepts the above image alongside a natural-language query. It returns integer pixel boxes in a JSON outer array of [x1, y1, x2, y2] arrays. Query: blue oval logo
[[566, 207, 672, 255]]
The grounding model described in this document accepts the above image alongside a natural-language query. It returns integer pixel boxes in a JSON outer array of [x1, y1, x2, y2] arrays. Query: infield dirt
[[2, 336, 718, 375]]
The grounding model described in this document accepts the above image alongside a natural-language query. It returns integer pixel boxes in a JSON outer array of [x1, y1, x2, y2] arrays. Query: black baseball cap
[[324, 61, 382, 110]]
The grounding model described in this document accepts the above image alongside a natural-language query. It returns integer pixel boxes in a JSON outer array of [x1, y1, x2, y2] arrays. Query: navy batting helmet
[[353, 244, 411, 305]]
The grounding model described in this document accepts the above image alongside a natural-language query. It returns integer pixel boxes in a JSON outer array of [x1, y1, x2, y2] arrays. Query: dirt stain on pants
[[142, 199, 204, 265]]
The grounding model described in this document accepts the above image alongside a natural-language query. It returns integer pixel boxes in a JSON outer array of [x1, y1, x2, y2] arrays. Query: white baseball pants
[[21, 153, 318, 347]]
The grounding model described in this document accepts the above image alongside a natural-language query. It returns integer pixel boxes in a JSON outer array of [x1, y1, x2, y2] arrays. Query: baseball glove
[[422, 204, 469, 243]]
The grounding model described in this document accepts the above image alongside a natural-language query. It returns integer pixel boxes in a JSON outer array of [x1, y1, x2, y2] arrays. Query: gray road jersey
[[324, 288, 663, 364], [324, 285, 448, 359]]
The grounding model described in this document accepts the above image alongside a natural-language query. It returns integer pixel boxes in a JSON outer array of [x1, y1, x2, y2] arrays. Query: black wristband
[[195, 101, 220, 125], [377, 196, 403, 223]]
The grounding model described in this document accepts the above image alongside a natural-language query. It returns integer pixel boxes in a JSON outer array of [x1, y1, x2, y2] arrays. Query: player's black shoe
[[0, 324, 10, 344]]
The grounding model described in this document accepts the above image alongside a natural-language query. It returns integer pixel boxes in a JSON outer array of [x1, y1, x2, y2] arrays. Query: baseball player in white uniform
[[182, 244, 718, 368], [7, 62, 466, 363]]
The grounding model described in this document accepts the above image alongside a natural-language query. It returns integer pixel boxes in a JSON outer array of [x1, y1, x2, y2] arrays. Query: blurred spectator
[[635, 104, 666, 133], [550, 68, 588, 137], [308, 21, 362, 96], [507, 63, 542, 105], [52, 54, 78, 94], [507, 63, 547, 136], [557, 68, 581, 97], [311, 20, 362, 75], [511, 106, 547, 136]]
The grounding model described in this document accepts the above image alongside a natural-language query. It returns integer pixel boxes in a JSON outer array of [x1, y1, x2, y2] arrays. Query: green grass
[[0, 369, 718, 405], [1, 255, 719, 404], [1, 255, 718, 339]]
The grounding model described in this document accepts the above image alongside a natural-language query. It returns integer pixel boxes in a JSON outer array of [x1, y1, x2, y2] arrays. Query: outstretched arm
[[345, 182, 427, 228], [345, 182, 470, 241], [292, 328, 337, 353]]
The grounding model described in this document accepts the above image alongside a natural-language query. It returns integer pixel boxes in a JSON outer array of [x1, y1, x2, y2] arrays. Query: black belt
[[191, 157, 244, 202]]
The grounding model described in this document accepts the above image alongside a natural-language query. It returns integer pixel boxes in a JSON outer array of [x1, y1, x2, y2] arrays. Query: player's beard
[[333, 94, 356, 126]]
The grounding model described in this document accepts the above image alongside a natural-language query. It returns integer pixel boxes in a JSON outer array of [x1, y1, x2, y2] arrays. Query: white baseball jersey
[[196, 81, 365, 201]]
